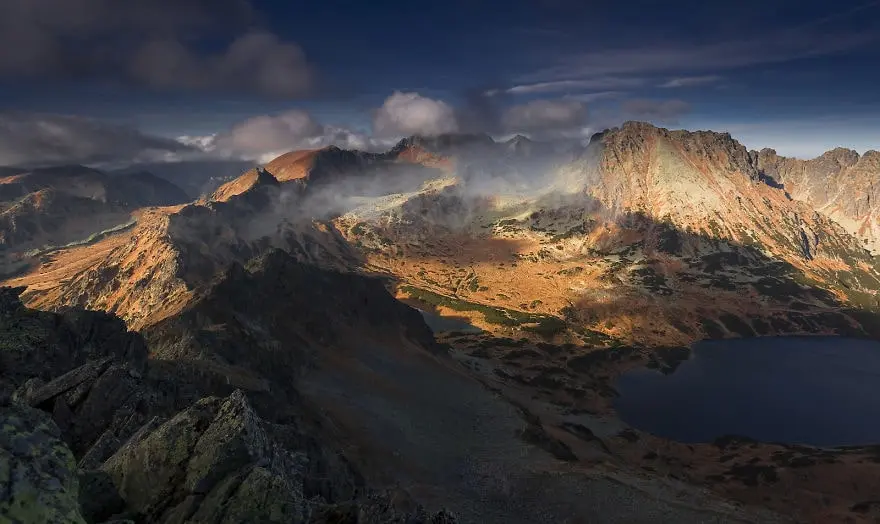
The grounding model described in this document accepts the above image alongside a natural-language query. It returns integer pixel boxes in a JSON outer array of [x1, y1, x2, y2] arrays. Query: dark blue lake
[[613, 336, 880, 447]]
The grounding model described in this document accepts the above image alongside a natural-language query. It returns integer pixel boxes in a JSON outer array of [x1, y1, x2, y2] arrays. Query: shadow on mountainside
[[0, 251, 459, 523], [355, 184, 880, 345]]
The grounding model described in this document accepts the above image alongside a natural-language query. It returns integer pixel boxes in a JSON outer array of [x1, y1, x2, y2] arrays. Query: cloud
[[521, 30, 876, 83], [502, 99, 588, 134], [490, 77, 645, 96], [658, 75, 722, 88], [208, 110, 323, 158], [0, 0, 313, 97], [562, 91, 623, 102], [129, 32, 312, 97], [0, 112, 197, 167], [196, 110, 395, 163], [621, 99, 692, 122], [372, 91, 459, 137]]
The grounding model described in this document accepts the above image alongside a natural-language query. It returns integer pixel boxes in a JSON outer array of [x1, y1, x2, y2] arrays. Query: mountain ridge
[[3, 120, 880, 522]]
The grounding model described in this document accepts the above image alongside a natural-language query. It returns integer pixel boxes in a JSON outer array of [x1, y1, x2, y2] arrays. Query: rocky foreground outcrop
[[0, 258, 456, 523], [0, 403, 85, 524]]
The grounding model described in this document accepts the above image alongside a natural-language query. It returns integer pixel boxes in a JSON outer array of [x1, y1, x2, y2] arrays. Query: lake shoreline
[[434, 329, 880, 523]]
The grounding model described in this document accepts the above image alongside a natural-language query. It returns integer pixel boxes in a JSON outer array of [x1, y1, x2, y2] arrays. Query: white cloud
[[502, 98, 588, 134], [523, 30, 875, 84], [208, 110, 322, 158], [658, 75, 722, 88], [493, 77, 645, 96], [195, 110, 394, 163], [372, 91, 459, 137]]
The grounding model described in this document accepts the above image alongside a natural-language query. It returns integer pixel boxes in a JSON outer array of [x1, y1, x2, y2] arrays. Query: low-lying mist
[[238, 138, 611, 241]]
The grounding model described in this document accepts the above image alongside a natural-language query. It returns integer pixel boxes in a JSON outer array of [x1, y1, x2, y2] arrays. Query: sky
[[0, 0, 878, 165]]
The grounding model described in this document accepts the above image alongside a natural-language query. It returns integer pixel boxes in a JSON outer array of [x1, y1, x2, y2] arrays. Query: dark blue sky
[[0, 0, 878, 158]]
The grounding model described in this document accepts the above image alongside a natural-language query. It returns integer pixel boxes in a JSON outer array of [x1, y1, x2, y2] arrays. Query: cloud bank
[[0, 0, 314, 97], [501, 98, 588, 134], [0, 112, 197, 167], [0, 89, 685, 167], [372, 92, 460, 137], [195, 110, 396, 163]]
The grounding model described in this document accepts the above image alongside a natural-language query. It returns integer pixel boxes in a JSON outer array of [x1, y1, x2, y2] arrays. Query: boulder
[[101, 390, 310, 523], [0, 402, 86, 524]]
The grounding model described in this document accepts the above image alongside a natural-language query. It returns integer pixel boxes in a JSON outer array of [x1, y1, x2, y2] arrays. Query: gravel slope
[[300, 337, 788, 524]]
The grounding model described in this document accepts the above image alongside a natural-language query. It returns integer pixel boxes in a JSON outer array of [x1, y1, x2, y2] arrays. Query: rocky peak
[[857, 149, 880, 168], [393, 133, 496, 156], [597, 121, 759, 179], [818, 147, 860, 166]]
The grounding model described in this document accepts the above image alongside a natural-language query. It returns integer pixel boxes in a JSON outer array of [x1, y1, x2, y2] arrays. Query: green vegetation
[[557, 266, 584, 277], [705, 218, 726, 239], [579, 329, 619, 347], [350, 222, 368, 236], [631, 266, 672, 296], [400, 285, 567, 337], [700, 317, 726, 339], [549, 223, 587, 242], [718, 313, 756, 337], [656, 222, 682, 254]]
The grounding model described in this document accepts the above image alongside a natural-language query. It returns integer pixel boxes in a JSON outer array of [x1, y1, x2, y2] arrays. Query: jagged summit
[[3, 117, 880, 523], [755, 145, 880, 251], [391, 132, 496, 155]]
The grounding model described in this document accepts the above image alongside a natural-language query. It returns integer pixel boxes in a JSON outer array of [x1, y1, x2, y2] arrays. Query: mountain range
[[3, 121, 880, 523]]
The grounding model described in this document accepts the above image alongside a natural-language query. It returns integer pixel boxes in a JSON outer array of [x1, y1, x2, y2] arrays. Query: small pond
[[613, 336, 880, 447]]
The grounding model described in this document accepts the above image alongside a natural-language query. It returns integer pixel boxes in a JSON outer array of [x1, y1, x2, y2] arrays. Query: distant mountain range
[[4, 122, 880, 343], [2, 121, 880, 522]]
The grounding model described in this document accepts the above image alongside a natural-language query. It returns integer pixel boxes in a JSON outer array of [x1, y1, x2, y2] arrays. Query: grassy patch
[[350, 222, 368, 236], [557, 266, 584, 277], [400, 285, 567, 337]]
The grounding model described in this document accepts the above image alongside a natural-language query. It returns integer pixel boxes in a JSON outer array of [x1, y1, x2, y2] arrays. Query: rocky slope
[[0, 260, 458, 523], [0, 165, 190, 277], [0, 258, 788, 524], [6, 122, 880, 345], [3, 121, 880, 521], [755, 147, 880, 253], [334, 121, 880, 346]]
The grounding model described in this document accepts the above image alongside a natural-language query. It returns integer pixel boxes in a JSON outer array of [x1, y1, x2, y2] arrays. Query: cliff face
[[582, 122, 858, 262], [755, 147, 880, 252]]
